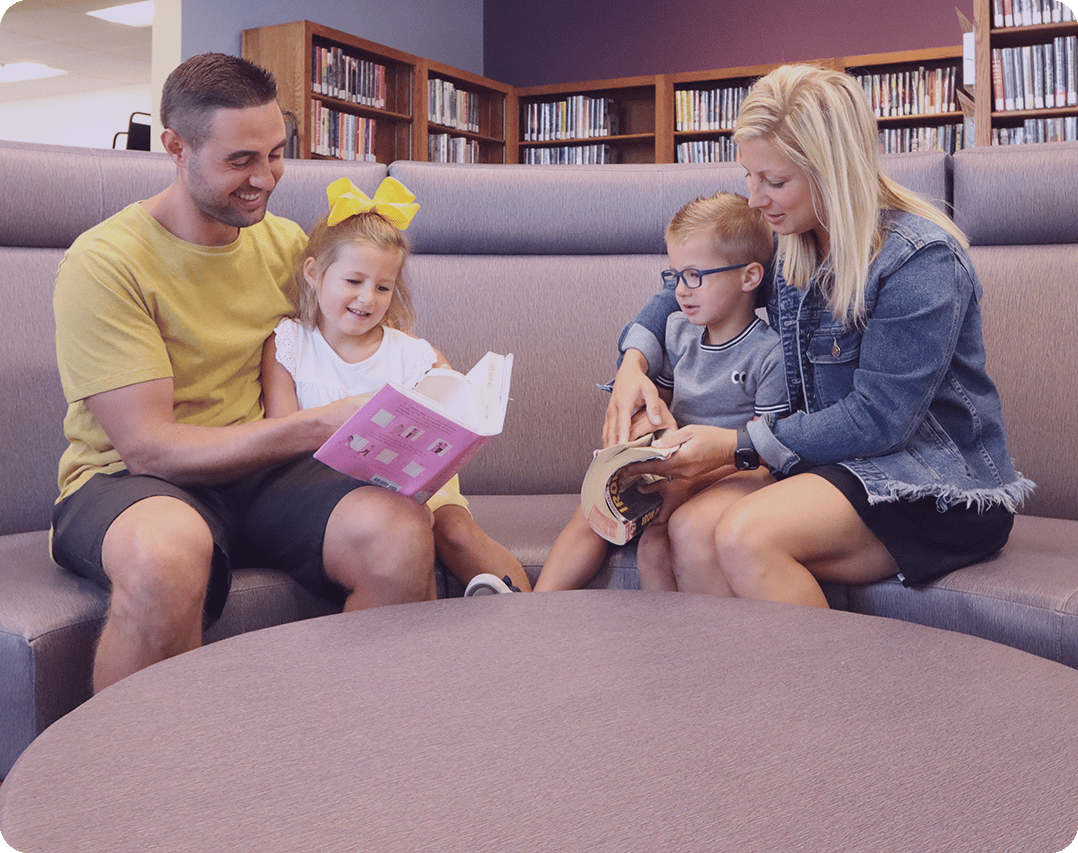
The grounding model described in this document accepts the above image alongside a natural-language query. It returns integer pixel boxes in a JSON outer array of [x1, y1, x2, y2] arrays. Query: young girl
[[262, 177, 531, 595]]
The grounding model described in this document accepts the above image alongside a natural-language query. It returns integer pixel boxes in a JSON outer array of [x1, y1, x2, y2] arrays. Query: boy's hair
[[161, 53, 278, 149], [293, 212, 417, 334], [733, 63, 966, 326], [666, 191, 774, 269]]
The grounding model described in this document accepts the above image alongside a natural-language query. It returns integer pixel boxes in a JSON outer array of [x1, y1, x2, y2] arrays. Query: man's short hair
[[160, 53, 278, 149]]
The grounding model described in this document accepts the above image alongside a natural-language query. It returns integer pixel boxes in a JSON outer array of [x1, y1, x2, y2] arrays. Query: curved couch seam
[[863, 587, 1068, 660]]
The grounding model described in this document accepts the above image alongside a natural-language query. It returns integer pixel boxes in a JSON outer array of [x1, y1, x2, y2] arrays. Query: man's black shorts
[[51, 456, 369, 622]]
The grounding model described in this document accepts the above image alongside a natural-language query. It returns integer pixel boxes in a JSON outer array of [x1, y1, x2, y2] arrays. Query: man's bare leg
[[322, 487, 437, 610], [95, 496, 213, 692]]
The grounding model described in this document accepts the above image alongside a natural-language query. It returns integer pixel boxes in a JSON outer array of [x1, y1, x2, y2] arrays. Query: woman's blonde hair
[[292, 211, 417, 333], [733, 64, 967, 326]]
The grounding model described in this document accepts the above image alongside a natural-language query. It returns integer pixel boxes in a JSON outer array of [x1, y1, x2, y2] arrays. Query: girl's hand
[[602, 350, 666, 447], [624, 424, 738, 481]]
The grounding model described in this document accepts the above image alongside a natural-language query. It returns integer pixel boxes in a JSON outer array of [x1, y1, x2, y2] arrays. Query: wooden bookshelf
[[242, 21, 513, 164], [243, 19, 1011, 164], [667, 62, 786, 163], [420, 59, 515, 163], [973, 0, 1078, 146], [841, 47, 967, 154], [515, 75, 667, 164]]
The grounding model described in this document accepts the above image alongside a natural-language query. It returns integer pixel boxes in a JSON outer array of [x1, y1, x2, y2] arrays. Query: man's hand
[[86, 378, 373, 485]]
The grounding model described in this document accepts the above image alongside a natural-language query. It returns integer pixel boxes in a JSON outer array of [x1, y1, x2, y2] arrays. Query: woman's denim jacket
[[620, 210, 1034, 511]]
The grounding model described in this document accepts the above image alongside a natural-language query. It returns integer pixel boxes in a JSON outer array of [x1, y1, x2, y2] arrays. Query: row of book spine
[[991, 36, 1078, 110], [854, 65, 958, 118], [675, 138, 739, 163], [428, 133, 480, 163], [428, 78, 480, 133], [521, 144, 619, 165], [991, 0, 1076, 27], [522, 97, 621, 142], [310, 101, 378, 161], [994, 115, 1078, 142], [674, 85, 748, 132], [878, 123, 966, 154], [312, 45, 387, 109]]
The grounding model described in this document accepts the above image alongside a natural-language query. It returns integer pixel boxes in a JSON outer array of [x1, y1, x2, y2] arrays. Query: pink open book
[[314, 352, 512, 503]]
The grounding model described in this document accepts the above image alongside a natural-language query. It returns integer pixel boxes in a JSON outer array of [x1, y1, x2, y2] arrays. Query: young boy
[[534, 191, 789, 592]]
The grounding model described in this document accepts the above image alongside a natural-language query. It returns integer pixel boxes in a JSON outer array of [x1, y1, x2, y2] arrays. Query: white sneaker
[[464, 573, 518, 596]]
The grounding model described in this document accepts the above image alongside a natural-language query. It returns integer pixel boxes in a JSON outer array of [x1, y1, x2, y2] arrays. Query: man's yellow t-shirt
[[54, 202, 307, 501]]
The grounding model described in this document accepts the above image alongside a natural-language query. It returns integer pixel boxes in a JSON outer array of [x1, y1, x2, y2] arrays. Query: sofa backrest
[[1, 139, 1006, 532], [390, 151, 951, 495], [953, 142, 1078, 520]]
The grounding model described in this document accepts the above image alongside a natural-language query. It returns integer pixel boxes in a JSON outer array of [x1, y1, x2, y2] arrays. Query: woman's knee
[[710, 500, 776, 584]]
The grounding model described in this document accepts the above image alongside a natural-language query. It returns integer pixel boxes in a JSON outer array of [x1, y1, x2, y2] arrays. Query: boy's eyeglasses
[[661, 263, 750, 289]]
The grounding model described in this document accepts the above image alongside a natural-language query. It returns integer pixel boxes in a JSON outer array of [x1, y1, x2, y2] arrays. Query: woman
[[609, 64, 1033, 607]]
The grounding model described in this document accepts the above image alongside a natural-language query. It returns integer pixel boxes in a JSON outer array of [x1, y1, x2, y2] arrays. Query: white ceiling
[[0, 0, 152, 104]]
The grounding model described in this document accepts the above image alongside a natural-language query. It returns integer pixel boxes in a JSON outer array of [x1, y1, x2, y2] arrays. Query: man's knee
[[324, 489, 435, 587], [102, 496, 213, 623]]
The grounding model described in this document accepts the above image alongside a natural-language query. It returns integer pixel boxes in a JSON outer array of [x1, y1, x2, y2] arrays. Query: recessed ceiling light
[[86, 1, 155, 27], [0, 62, 69, 83]]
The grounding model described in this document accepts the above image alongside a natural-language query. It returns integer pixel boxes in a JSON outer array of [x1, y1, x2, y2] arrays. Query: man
[[51, 54, 435, 694]]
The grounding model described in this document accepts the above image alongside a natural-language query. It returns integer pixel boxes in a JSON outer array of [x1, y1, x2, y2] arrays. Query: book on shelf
[[429, 133, 480, 163], [992, 37, 1078, 113], [675, 138, 739, 163], [675, 85, 748, 132], [314, 352, 512, 503], [995, 114, 1078, 142], [854, 65, 958, 117], [310, 102, 377, 160], [580, 432, 678, 546], [522, 143, 619, 164], [878, 123, 965, 154], [523, 96, 620, 142], [428, 78, 480, 133], [993, 0, 1076, 26], [311, 45, 386, 108]]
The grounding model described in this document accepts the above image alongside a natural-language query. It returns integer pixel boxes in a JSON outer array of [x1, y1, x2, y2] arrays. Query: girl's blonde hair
[[733, 64, 967, 326], [666, 190, 775, 269], [292, 211, 417, 333]]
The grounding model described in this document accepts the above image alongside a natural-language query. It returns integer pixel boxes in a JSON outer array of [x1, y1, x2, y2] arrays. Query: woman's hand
[[602, 350, 668, 447], [625, 424, 739, 481]]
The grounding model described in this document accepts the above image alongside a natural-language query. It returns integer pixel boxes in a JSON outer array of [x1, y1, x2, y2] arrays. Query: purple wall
[[485, 0, 970, 87]]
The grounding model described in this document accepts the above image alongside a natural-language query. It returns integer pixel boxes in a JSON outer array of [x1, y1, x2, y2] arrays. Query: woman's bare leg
[[707, 473, 899, 608]]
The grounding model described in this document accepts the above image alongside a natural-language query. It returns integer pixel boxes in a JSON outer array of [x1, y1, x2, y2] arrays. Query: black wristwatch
[[734, 424, 760, 471]]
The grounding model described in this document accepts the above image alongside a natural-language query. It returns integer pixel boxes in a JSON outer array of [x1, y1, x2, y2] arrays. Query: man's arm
[[87, 377, 365, 485]]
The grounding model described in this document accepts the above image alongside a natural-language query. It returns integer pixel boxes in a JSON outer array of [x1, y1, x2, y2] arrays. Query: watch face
[[735, 448, 759, 470]]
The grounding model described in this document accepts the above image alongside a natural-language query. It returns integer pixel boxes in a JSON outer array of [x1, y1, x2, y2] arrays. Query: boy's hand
[[627, 402, 677, 442], [603, 350, 665, 447]]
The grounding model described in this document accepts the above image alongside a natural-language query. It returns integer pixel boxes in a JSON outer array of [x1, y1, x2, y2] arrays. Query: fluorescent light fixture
[[0, 62, 69, 83], [87, 1, 155, 27]]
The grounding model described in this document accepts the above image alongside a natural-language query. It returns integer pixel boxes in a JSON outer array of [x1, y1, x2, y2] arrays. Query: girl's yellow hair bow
[[326, 176, 419, 229]]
